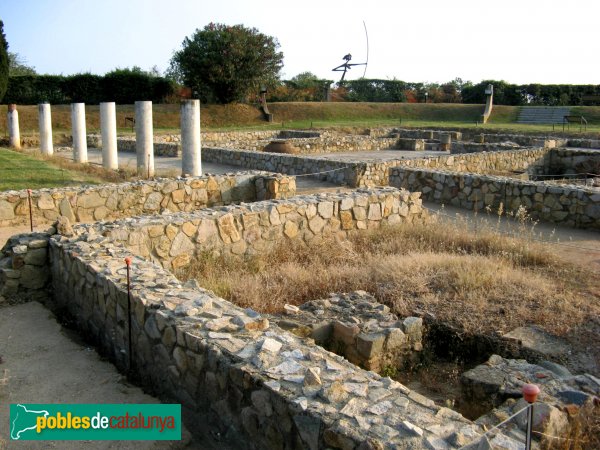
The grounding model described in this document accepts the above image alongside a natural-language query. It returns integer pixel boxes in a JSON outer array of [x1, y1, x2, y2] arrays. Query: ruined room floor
[[425, 202, 600, 274]]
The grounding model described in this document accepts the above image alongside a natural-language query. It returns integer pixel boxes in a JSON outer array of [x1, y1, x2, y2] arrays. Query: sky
[[1, 0, 599, 85]]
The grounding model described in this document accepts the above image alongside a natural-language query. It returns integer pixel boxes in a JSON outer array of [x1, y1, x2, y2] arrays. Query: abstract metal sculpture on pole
[[331, 21, 369, 84]]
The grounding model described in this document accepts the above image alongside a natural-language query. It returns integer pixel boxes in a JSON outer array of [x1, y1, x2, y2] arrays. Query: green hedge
[[4, 71, 175, 105], [462, 80, 600, 106]]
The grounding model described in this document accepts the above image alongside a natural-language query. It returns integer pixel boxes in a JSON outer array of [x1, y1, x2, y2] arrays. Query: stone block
[[23, 248, 47, 266], [402, 317, 423, 343], [333, 321, 360, 345], [356, 333, 386, 359]]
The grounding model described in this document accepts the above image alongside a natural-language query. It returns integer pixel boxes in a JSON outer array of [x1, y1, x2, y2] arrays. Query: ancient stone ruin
[[1, 105, 599, 448]]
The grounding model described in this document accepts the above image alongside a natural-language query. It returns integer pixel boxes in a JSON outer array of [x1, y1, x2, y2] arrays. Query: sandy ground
[[0, 302, 207, 449], [425, 202, 600, 273]]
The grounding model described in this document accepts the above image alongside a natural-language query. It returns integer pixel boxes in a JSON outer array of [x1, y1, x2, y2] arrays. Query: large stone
[[356, 333, 386, 359], [143, 192, 163, 211], [77, 191, 105, 209], [0, 200, 15, 220], [59, 198, 76, 222], [19, 264, 49, 289], [514, 399, 568, 438], [169, 232, 194, 257], [340, 210, 354, 230], [24, 248, 47, 266], [293, 414, 322, 450], [402, 317, 423, 343], [284, 221, 299, 238], [217, 213, 241, 243], [503, 326, 570, 358], [333, 321, 360, 345], [308, 215, 326, 233], [37, 194, 55, 210], [318, 202, 334, 219]]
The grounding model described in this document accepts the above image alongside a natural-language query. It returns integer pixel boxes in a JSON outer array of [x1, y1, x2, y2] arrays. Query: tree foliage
[[269, 72, 333, 101], [8, 51, 36, 76], [0, 21, 9, 102], [4, 68, 175, 105], [170, 23, 283, 104], [461, 80, 600, 106]]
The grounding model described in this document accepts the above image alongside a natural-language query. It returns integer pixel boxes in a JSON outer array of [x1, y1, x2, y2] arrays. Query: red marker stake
[[125, 257, 133, 373], [27, 189, 33, 232], [522, 383, 540, 450]]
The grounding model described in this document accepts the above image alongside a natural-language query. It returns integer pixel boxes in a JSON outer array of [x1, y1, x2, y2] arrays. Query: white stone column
[[135, 101, 154, 177], [100, 102, 118, 170], [181, 99, 202, 176], [71, 103, 87, 163], [7, 104, 20, 149], [38, 103, 53, 155]]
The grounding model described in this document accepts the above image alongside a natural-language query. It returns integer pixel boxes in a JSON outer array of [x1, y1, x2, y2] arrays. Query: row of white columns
[[6, 100, 202, 177]]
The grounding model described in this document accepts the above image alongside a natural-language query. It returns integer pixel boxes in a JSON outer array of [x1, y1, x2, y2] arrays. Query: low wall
[[45, 229, 481, 449], [390, 168, 600, 229], [549, 148, 600, 174], [87, 135, 181, 157], [87, 187, 426, 271], [0, 188, 493, 449], [567, 139, 600, 149], [0, 173, 296, 227], [396, 129, 462, 141], [202, 147, 361, 186], [205, 135, 398, 154], [344, 148, 553, 189]]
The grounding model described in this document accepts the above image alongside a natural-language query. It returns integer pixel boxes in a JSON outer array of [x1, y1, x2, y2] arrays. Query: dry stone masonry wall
[[0, 187, 512, 449], [0, 173, 295, 227], [277, 292, 424, 374], [390, 169, 600, 229], [44, 231, 495, 450], [85, 187, 426, 271]]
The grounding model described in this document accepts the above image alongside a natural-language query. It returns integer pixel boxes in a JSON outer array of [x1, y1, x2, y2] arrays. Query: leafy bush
[[4, 69, 175, 105]]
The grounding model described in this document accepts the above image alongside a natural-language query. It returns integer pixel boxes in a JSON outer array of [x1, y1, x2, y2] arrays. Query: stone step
[[516, 106, 571, 124]]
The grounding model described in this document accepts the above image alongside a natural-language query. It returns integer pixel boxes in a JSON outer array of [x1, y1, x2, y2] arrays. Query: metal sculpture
[[331, 21, 369, 84]]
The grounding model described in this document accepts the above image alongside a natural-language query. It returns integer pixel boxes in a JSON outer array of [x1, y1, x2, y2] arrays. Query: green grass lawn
[[0, 148, 101, 191]]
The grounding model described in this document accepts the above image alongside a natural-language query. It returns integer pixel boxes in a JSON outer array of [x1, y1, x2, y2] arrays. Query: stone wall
[[0, 187, 527, 449], [87, 135, 181, 157], [86, 187, 426, 271], [0, 173, 296, 227], [279, 292, 424, 374], [396, 129, 462, 141], [43, 231, 484, 450], [342, 148, 553, 188], [0, 232, 51, 305], [567, 139, 600, 149], [202, 147, 360, 186], [390, 167, 600, 229]]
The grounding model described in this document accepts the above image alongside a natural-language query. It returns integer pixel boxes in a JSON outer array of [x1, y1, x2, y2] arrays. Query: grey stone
[[24, 248, 47, 266], [293, 414, 321, 450]]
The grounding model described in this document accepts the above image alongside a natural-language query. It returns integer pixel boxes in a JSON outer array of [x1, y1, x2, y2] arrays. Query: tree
[[0, 21, 9, 101], [169, 23, 283, 104], [8, 52, 36, 76]]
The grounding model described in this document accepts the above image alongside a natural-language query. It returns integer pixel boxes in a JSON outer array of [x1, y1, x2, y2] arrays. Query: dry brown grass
[[178, 220, 600, 343], [35, 153, 136, 183]]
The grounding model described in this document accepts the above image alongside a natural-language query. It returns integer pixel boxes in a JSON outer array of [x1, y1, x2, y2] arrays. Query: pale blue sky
[[1, 0, 599, 85]]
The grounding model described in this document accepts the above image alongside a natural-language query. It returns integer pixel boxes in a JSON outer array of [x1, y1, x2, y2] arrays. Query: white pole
[[135, 101, 154, 178], [100, 102, 118, 170], [71, 103, 88, 163], [7, 104, 20, 149], [38, 103, 53, 156], [181, 99, 202, 176]]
